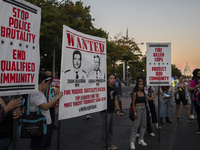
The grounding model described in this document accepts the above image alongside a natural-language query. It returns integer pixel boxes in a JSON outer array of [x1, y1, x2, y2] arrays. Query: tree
[[118, 36, 142, 81], [25, 0, 108, 76], [172, 65, 182, 77]]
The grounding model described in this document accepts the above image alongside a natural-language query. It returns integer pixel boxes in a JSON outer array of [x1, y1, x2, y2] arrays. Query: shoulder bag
[[18, 94, 47, 138]]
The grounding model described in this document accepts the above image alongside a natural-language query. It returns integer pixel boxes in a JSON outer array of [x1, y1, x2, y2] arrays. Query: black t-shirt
[[106, 84, 117, 113]]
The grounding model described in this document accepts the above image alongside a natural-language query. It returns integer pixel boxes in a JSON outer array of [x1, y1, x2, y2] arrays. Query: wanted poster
[[0, 0, 41, 96], [146, 43, 171, 86], [59, 25, 107, 120]]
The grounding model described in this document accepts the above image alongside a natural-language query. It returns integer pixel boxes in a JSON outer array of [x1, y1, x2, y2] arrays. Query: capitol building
[[183, 62, 192, 76]]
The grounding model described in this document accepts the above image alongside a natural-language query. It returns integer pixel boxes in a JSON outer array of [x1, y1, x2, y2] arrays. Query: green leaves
[[25, 0, 107, 76]]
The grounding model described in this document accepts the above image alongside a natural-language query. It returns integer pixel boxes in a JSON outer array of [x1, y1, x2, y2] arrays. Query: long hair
[[193, 69, 200, 78], [134, 81, 144, 92]]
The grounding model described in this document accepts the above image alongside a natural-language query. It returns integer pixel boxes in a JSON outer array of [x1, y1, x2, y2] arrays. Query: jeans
[[100, 112, 114, 150], [130, 105, 146, 143], [0, 137, 12, 150], [160, 97, 172, 118]]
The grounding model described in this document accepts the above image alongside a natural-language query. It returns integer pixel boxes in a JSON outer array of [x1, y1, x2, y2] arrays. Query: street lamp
[[52, 0, 66, 77]]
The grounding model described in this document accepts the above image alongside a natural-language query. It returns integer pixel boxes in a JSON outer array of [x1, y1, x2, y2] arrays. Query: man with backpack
[[188, 69, 200, 134]]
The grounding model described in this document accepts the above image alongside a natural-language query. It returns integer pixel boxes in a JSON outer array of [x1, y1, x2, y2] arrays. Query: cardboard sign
[[0, 0, 41, 96], [147, 43, 171, 86], [59, 25, 107, 120]]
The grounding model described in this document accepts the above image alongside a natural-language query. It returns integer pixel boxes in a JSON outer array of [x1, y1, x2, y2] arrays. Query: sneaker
[[130, 142, 135, 150], [195, 130, 200, 134], [108, 145, 117, 150], [187, 118, 195, 123], [120, 110, 126, 116], [190, 114, 195, 119], [138, 139, 147, 146], [136, 133, 139, 137], [177, 117, 180, 122], [148, 132, 156, 137], [86, 115, 91, 120]]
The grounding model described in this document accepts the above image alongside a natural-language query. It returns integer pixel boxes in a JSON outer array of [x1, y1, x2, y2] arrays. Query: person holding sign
[[0, 97, 22, 150], [159, 84, 174, 124], [100, 74, 119, 150], [29, 73, 63, 150], [130, 81, 159, 150]]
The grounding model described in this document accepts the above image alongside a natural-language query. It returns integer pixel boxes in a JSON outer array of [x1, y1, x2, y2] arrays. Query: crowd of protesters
[[1, 69, 200, 150]]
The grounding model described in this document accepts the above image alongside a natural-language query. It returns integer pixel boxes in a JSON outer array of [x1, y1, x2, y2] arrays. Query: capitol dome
[[184, 62, 190, 71], [183, 62, 192, 76]]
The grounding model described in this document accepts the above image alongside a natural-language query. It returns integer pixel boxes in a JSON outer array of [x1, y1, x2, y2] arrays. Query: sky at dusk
[[70, 0, 200, 73]]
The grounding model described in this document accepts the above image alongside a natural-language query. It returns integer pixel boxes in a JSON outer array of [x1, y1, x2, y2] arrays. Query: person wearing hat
[[29, 73, 63, 150]]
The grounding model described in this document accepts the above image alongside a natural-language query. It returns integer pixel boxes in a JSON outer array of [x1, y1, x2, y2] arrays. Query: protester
[[132, 77, 155, 137], [45, 71, 58, 129], [29, 73, 63, 150], [159, 83, 174, 124], [147, 86, 160, 130], [189, 76, 196, 119], [0, 97, 22, 150], [175, 75, 194, 123], [114, 75, 126, 115], [130, 81, 158, 150], [100, 74, 120, 150], [188, 69, 200, 133], [143, 79, 156, 136]]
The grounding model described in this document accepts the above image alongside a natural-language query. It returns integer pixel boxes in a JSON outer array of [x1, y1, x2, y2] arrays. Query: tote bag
[[18, 94, 47, 138]]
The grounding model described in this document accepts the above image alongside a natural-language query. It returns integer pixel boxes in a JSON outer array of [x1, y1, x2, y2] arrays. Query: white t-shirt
[[29, 91, 52, 125]]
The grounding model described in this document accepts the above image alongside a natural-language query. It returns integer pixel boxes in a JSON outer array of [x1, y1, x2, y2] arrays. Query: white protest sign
[[59, 25, 107, 120], [147, 43, 171, 86], [0, 0, 41, 96]]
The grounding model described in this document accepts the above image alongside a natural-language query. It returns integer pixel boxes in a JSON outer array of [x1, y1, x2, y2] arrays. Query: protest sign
[[0, 0, 41, 96], [59, 25, 107, 120], [47, 77, 60, 107], [147, 43, 171, 86]]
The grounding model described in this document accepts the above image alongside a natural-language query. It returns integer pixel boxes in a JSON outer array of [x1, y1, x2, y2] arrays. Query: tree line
[[25, 0, 181, 79]]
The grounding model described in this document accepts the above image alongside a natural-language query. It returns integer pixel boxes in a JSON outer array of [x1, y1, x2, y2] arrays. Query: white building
[[183, 62, 192, 76]]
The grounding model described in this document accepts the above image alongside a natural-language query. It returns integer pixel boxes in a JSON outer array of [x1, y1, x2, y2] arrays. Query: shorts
[[116, 94, 121, 102], [30, 124, 53, 150], [175, 93, 188, 106]]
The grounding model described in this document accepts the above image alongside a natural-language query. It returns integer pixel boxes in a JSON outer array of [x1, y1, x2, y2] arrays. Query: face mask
[[197, 76, 200, 79]]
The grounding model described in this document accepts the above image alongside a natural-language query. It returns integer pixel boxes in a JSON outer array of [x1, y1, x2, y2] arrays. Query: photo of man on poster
[[88, 55, 105, 79], [64, 50, 87, 87]]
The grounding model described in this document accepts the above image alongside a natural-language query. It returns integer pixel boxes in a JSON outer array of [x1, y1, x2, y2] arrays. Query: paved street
[[11, 85, 200, 150]]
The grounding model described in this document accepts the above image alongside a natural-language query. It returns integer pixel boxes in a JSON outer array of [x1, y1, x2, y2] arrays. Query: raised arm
[[39, 91, 63, 111], [145, 91, 159, 100]]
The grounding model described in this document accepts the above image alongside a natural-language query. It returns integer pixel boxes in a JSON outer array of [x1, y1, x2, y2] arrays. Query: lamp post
[[52, 0, 66, 77]]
